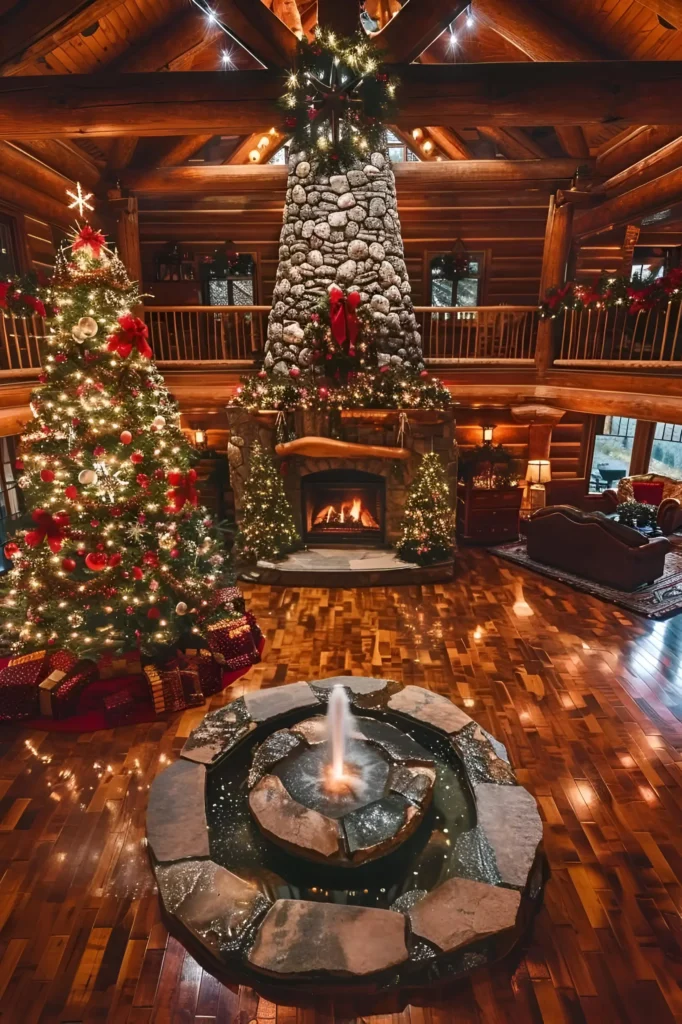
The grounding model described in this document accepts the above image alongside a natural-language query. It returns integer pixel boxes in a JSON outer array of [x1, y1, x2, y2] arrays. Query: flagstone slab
[[474, 782, 543, 888], [388, 684, 472, 734], [244, 682, 320, 722], [147, 760, 209, 863], [408, 877, 521, 952]]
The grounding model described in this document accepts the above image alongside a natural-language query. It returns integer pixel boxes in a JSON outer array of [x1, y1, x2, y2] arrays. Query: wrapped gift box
[[0, 650, 48, 720], [206, 616, 260, 671], [103, 689, 141, 727], [213, 586, 245, 615], [98, 650, 142, 679], [144, 663, 205, 715], [39, 660, 97, 719], [245, 609, 262, 647], [180, 647, 222, 697]]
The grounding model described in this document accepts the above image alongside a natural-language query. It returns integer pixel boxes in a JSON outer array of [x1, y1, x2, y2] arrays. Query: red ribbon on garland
[[24, 509, 69, 553], [107, 314, 152, 359], [167, 469, 198, 513], [328, 287, 362, 354]]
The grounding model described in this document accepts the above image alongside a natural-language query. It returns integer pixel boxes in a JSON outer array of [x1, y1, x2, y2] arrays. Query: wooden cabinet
[[456, 483, 523, 544]]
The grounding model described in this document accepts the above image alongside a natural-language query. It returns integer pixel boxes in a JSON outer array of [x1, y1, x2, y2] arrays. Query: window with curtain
[[430, 253, 484, 307], [588, 416, 637, 493], [649, 422, 682, 481]]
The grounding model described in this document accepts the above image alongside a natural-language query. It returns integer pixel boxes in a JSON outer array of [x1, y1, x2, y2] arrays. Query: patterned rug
[[491, 541, 682, 619]]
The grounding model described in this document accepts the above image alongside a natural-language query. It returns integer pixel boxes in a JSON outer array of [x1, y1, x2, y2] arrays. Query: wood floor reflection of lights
[[0, 548, 682, 1022]]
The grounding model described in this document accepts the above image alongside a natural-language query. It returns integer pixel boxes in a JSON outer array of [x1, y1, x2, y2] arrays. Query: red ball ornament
[[153, 469, 165, 481], [38, 373, 48, 384], [64, 484, 78, 500], [71, 418, 80, 428], [167, 470, 182, 486], [108, 553, 122, 567], [289, 366, 300, 378], [143, 551, 159, 567], [170, 548, 180, 559], [90, 519, 100, 527], [61, 557, 76, 572], [147, 606, 161, 620], [120, 431, 133, 445], [76, 548, 86, 558], [85, 552, 108, 571], [14, 458, 23, 471], [40, 468, 55, 483], [258, 369, 267, 379], [419, 369, 430, 379], [380, 364, 390, 373], [93, 446, 105, 457], [111, 506, 122, 517], [130, 452, 143, 465], [318, 386, 328, 399], [132, 566, 144, 580], [55, 353, 66, 363], [4, 542, 19, 559], [136, 473, 149, 488]]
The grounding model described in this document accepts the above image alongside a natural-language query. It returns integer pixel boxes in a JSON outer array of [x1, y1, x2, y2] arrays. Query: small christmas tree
[[236, 441, 299, 561], [2, 223, 236, 660], [396, 452, 455, 566]]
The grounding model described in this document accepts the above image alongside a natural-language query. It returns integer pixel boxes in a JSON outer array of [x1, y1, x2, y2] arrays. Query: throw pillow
[[632, 481, 664, 505]]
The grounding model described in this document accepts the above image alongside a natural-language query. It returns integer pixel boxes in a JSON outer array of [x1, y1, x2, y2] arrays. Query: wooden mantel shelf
[[274, 437, 411, 460]]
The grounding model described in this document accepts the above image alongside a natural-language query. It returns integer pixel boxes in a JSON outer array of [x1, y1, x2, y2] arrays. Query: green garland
[[616, 500, 658, 529], [280, 28, 398, 172], [541, 268, 682, 318]]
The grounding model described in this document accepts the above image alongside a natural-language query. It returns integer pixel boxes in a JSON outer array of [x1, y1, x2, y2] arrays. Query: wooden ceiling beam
[[0, 170, 74, 227], [9, 140, 101, 188], [231, 0, 299, 65], [0, 141, 82, 203], [635, 0, 682, 27], [0, 0, 122, 76], [574, 165, 682, 237], [109, 10, 222, 73], [599, 134, 682, 198], [122, 159, 582, 194], [3, 65, 682, 136], [317, 0, 360, 36], [595, 125, 682, 176], [554, 126, 590, 159], [264, 0, 304, 38], [473, 0, 603, 61], [476, 127, 546, 160], [425, 127, 472, 160], [108, 136, 139, 172], [370, 0, 469, 64], [225, 130, 283, 164], [156, 136, 215, 167]]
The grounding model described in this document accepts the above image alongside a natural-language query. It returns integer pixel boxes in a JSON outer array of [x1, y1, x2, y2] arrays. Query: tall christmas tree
[[396, 452, 455, 566], [2, 223, 234, 659], [236, 441, 299, 561]]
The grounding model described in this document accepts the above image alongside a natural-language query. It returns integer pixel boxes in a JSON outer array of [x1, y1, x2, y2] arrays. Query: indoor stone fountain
[[146, 677, 544, 1000]]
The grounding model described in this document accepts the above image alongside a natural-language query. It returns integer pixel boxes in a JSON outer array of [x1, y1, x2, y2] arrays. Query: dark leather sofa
[[526, 505, 671, 591]]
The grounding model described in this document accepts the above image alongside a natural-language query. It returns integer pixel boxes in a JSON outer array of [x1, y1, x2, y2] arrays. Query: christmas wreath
[[541, 268, 682, 318], [281, 28, 398, 172]]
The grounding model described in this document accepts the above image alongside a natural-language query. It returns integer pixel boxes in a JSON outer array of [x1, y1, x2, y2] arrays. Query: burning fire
[[313, 497, 379, 530]]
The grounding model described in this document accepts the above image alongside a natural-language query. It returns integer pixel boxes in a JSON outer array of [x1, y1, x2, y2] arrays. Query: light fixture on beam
[[482, 424, 494, 444], [248, 149, 261, 163]]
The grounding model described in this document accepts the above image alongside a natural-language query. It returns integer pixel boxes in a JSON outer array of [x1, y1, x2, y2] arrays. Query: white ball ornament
[[175, 601, 188, 616], [78, 469, 97, 485], [152, 416, 166, 430]]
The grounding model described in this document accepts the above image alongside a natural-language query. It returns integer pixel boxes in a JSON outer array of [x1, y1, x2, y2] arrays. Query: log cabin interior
[[1, 0, 682, 1020]]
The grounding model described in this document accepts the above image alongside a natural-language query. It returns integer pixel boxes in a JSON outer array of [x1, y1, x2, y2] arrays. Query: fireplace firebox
[[301, 469, 386, 546]]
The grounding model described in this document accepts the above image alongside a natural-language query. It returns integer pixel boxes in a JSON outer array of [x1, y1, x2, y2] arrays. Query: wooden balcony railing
[[554, 304, 682, 367], [415, 306, 538, 363], [0, 315, 46, 373], [145, 306, 269, 365]]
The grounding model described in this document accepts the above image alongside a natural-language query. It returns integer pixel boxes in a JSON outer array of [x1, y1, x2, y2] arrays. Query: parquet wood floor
[[0, 548, 681, 1022]]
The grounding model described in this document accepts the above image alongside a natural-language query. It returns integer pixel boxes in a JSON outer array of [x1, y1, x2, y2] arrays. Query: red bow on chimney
[[328, 287, 362, 354], [24, 509, 69, 553], [166, 469, 198, 513], [107, 314, 152, 359]]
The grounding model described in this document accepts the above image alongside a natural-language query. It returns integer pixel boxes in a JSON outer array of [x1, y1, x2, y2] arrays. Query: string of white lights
[[187, 0, 268, 69]]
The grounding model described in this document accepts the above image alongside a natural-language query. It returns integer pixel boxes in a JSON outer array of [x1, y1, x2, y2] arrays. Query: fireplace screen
[[302, 469, 385, 545]]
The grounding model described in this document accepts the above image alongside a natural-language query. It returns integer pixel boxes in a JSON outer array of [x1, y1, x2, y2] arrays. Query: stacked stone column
[[265, 149, 424, 375]]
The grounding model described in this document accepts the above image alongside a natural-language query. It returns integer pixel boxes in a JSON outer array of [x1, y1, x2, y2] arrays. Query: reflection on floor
[[0, 547, 682, 1021]]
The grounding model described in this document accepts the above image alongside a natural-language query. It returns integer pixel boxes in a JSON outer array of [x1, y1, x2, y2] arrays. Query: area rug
[[491, 542, 682, 619], [0, 638, 265, 734]]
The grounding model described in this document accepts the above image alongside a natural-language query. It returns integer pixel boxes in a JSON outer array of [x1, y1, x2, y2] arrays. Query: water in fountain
[[328, 684, 350, 783]]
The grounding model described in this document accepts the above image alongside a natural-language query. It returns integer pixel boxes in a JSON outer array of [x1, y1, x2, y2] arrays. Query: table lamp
[[525, 459, 551, 510]]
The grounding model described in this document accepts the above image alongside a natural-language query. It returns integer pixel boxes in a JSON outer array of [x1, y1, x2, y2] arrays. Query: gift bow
[[328, 287, 362, 354], [107, 314, 152, 359], [24, 509, 69, 553], [168, 469, 198, 512], [72, 226, 107, 259]]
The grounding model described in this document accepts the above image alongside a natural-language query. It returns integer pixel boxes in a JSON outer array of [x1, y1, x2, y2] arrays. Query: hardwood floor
[[0, 547, 681, 1021]]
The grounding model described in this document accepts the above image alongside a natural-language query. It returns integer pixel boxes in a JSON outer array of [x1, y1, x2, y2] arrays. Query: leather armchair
[[527, 505, 670, 591], [603, 474, 682, 535]]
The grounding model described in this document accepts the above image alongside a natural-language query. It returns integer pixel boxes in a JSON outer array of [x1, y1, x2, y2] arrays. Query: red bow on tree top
[[328, 286, 362, 354], [24, 509, 69, 553], [72, 225, 107, 259], [166, 469, 198, 513], [107, 314, 152, 359]]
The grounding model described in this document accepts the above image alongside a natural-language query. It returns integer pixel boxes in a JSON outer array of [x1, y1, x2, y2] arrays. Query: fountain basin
[[248, 715, 436, 866], [146, 677, 545, 1000]]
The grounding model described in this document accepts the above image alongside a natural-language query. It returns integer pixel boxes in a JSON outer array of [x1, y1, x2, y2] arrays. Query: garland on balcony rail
[[540, 268, 682, 319], [0, 271, 52, 319]]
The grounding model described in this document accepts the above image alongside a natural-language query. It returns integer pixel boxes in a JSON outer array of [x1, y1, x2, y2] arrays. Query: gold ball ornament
[[175, 601, 188, 615]]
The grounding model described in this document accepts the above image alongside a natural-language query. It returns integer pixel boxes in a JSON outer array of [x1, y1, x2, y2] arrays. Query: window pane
[[268, 147, 286, 164], [388, 146, 404, 163], [431, 277, 453, 306], [649, 422, 682, 479], [385, 130, 401, 144], [588, 416, 637, 492], [456, 277, 479, 306], [208, 279, 229, 305], [406, 149, 420, 162], [230, 278, 254, 306]]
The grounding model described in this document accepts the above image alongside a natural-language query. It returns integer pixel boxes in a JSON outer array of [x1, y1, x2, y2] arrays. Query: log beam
[[370, 0, 470, 64], [232, 0, 299, 65], [109, 9, 222, 73], [3, 65, 682, 137], [109, 192, 143, 287], [317, 0, 360, 36], [476, 126, 546, 160], [0, 171, 72, 227], [474, 0, 603, 61], [595, 125, 682, 176], [156, 135, 215, 168], [121, 158, 583, 194], [537, 196, 573, 371], [11, 140, 101, 189], [599, 134, 682, 198], [0, 0, 121, 76], [424, 127, 472, 160], [108, 136, 139, 172], [554, 126, 590, 159], [574, 164, 682, 237], [0, 141, 80, 204]]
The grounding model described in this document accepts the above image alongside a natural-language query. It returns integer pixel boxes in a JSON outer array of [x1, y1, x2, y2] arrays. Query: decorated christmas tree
[[236, 441, 299, 561], [2, 223, 236, 660], [396, 452, 455, 566]]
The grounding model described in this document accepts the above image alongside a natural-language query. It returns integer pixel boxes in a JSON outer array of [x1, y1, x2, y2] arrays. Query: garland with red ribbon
[[0, 274, 48, 318], [541, 267, 682, 318], [24, 509, 69, 553], [328, 286, 361, 353], [302, 285, 378, 382], [106, 314, 152, 359], [166, 469, 198, 513]]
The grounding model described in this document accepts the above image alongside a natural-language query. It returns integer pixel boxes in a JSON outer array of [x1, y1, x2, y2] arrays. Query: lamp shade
[[525, 459, 551, 484], [482, 424, 494, 443]]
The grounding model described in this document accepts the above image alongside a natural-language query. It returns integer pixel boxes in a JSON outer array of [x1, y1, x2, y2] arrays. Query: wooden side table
[[456, 482, 524, 545]]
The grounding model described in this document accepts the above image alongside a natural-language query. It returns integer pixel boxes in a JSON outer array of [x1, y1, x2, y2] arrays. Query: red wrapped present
[[49, 650, 79, 675], [0, 650, 48, 720], [245, 609, 262, 647], [144, 663, 205, 714], [206, 616, 260, 671], [39, 660, 97, 719], [97, 650, 142, 679], [180, 647, 222, 697], [103, 689, 141, 727], [179, 664, 206, 709], [213, 586, 245, 615]]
